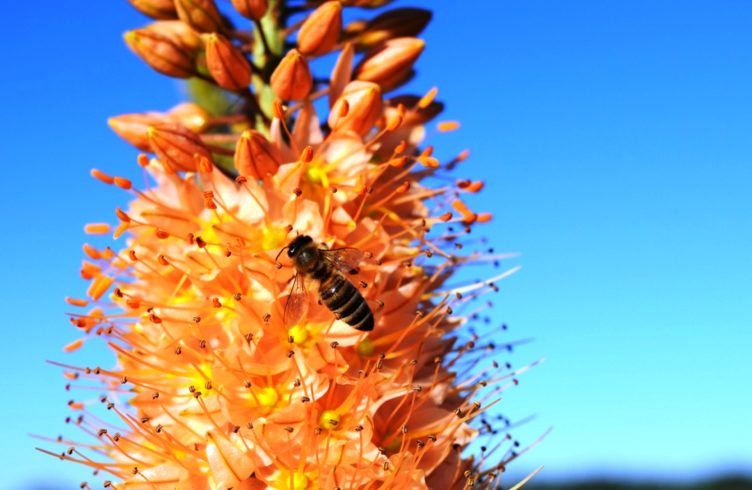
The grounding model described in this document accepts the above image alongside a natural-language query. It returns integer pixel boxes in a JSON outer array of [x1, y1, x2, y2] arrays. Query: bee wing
[[284, 273, 309, 328], [320, 247, 365, 275]]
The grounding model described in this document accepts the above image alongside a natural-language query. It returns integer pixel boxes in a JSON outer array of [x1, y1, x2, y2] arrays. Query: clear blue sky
[[2, 1, 750, 488]]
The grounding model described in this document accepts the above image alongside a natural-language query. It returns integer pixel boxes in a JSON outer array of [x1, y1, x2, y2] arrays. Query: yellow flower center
[[305, 158, 336, 187], [384, 435, 403, 453], [257, 386, 279, 407], [284, 471, 309, 490], [356, 338, 375, 357], [318, 409, 340, 431], [287, 325, 309, 344], [261, 225, 288, 251]]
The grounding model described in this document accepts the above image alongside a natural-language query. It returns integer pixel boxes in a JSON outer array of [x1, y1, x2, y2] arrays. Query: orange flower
[[44, 2, 534, 489]]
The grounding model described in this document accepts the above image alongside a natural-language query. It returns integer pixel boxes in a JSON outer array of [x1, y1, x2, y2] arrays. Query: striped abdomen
[[318, 273, 374, 331]]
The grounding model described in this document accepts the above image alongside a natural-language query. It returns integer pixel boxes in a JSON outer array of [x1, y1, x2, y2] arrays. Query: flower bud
[[128, 0, 177, 19], [109, 113, 167, 151], [270, 50, 312, 100], [167, 102, 210, 133], [231, 0, 268, 20], [147, 123, 211, 173], [297, 1, 342, 56], [355, 8, 431, 49], [202, 33, 252, 92], [328, 81, 382, 135], [174, 0, 226, 33], [234, 130, 281, 179], [354, 37, 424, 90], [124, 28, 196, 78], [145, 20, 202, 51]]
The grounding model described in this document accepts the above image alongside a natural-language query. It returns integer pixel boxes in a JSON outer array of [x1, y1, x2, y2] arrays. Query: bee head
[[287, 235, 313, 258]]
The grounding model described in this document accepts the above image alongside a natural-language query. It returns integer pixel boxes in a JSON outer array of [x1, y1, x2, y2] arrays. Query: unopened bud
[[202, 33, 252, 91], [147, 123, 211, 172], [354, 8, 431, 49], [234, 130, 281, 179], [354, 37, 424, 90], [145, 20, 202, 51], [270, 49, 312, 100], [108, 113, 167, 151], [128, 0, 177, 19], [328, 81, 382, 135], [297, 1, 342, 56], [174, 0, 226, 33], [124, 28, 196, 78], [231, 0, 268, 20], [167, 102, 209, 133]]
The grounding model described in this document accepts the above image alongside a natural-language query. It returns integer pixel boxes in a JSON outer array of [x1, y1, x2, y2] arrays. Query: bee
[[277, 235, 374, 331]]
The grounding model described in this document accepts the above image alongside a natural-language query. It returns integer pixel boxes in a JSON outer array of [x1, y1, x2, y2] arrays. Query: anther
[[337, 99, 349, 118], [90, 169, 114, 184], [115, 208, 131, 223], [300, 146, 313, 162], [155, 228, 170, 239], [272, 99, 286, 120], [113, 177, 132, 190]]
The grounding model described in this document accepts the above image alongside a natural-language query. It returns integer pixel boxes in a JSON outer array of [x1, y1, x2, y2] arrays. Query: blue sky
[[1, 1, 751, 488]]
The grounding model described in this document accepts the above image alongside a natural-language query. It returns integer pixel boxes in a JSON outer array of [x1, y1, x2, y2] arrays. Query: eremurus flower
[[42, 2, 538, 489]]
